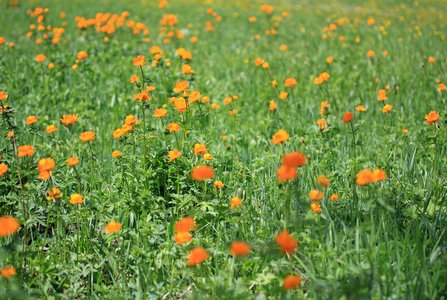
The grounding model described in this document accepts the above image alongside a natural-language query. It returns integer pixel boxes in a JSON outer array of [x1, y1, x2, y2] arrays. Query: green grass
[[1, 0, 446, 298]]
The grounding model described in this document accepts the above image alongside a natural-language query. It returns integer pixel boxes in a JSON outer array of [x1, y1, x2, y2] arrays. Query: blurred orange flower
[[275, 230, 297, 254]]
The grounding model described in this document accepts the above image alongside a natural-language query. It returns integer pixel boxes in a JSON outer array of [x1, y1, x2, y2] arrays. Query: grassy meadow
[[1, 0, 447, 298]]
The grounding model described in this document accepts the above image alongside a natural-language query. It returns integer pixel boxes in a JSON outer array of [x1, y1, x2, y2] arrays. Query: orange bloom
[[132, 55, 147, 66], [230, 241, 251, 256], [378, 89, 387, 101], [367, 50, 375, 57], [168, 123, 181, 132], [181, 64, 193, 74], [279, 91, 288, 99], [66, 157, 79, 166], [275, 230, 297, 254], [37, 158, 55, 173], [356, 105, 366, 112], [174, 97, 189, 111], [309, 190, 323, 200], [326, 56, 334, 63], [342, 112, 354, 123], [112, 150, 121, 158], [276, 165, 297, 183], [428, 57, 435, 63], [175, 217, 195, 232], [39, 171, 51, 180], [356, 169, 374, 185], [0, 163, 8, 177], [321, 101, 330, 108], [130, 74, 140, 83], [189, 91, 202, 103], [211, 103, 219, 110], [125, 115, 138, 125], [25, 115, 38, 125], [367, 17, 375, 25], [190, 165, 215, 181], [60, 114, 78, 125], [45, 125, 57, 134], [18, 145, 35, 157], [153, 108, 167, 118], [36, 54, 46, 62], [319, 72, 330, 81], [437, 83, 446, 92], [255, 58, 264, 66], [47, 188, 62, 200], [229, 109, 237, 116], [269, 100, 277, 111], [284, 78, 297, 87], [173, 81, 189, 93], [230, 196, 242, 208], [224, 97, 232, 105], [283, 152, 306, 168], [425, 111, 440, 125], [271, 129, 289, 144], [0, 91, 8, 101], [105, 222, 122, 233], [0, 266, 16, 278], [77, 51, 88, 60], [271, 80, 278, 87], [317, 175, 330, 187], [317, 119, 327, 130], [382, 104, 392, 113], [214, 181, 224, 189], [222, 135, 227, 141], [79, 131, 96, 142], [372, 169, 387, 182], [169, 149, 181, 162], [69, 194, 84, 205], [187, 247, 209, 266], [402, 129, 409, 133], [0, 216, 21, 237], [283, 275, 301, 290], [201, 96, 210, 103], [313, 77, 323, 85], [193, 143, 207, 155], [330, 194, 339, 201], [203, 153, 213, 160], [311, 201, 321, 213], [175, 232, 192, 244]]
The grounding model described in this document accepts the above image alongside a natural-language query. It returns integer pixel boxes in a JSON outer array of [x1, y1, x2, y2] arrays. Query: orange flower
[[130, 74, 140, 83], [309, 190, 323, 200], [69, 194, 84, 205], [77, 51, 88, 60], [37, 158, 55, 173], [0, 216, 21, 237], [356, 169, 373, 185], [153, 108, 167, 118], [45, 125, 57, 134], [255, 58, 264, 66], [229, 109, 237, 116], [47, 188, 62, 200], [378, 89, 387, 101], [319, 72, 330, 81], [175, 217, 195, 232], [321, 101, 330, 108], [280, 44, 288, 51], [275, 230, 297, 254], [189, 91, 202, 103], [356, 105, 366, 112], [425, 111, 440, 125], [271, 80, 278, 87], [79, 131, 96, 142], [271, 129, 289, 144], [112, 150, 121, 158], [214, 181, 224, 189], [276, 165, 297, 183], [222, 135, 228, 141], [223, 97, 232, 105], [283, 275, 301, 290], [0, 91, 8, 101], [174, 97, 189, 111], [167, 123, 180, 132], [173, 81, 189, 93], [311, 201, 321, 213], [187, 247, 209, 266], [36, 54, 46, 62], [25, 115, 38, 125], [382, 104, 392, 113], [193, 143, 207, 155], [211, 103, 219, 109], [284, 78, 297, 87], [372, 169, 387, 182], [317, 175, 330, 187], [367, 50, 375, 57], [181, 64, 193, 74], [105, 222, 122, 233], [0, 266, 16, 278], [66, 157, 79, 166], [125, 115, 138, 126], [132, 55, 147, 66], [342, 112, 354, 123], [175, 232, 192, 244], [367, 17, 375, 25], [279, 91, 288, 99], [428, 57, 435, 63], [438, 83, 446, 91], [283, 152, 306, 168], [0, 163, 8, 177], [203, 153, 213, 160], [230, 196, 242, 208], [169, 149, 181, 162], [313, 77, 323, 85], [18, 145, 35, 157], [60, 114, 78, 125], [190, 165, 215, 181], [317, 119, 327, 130], [269, 100, 277, 111], [230, 241, 251, 256], [330, 194, 339, 201], [48, 63, 54, 69], [402, 129, 409, 133], [39, 171, 51, 180], [326, 56, 334, 63], [201, 96, 210, 103]]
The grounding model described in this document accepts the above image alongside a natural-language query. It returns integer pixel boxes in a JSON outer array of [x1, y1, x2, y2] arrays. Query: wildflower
[[60, 114, 78, 125], [317, 175, 330, 187], [169, 149, 181, 162], [230, 242, 251, 256], [79, 131, 96, 142], [175, 232, 192, 244], [309, 190, 323, 200], [356, 105, 366, 112], [193, 143, 207, 155], [0, 266, 16, 278], [203, 153, 213, 160], [112, 150, 121, 158], [255, 58, 264, 66], [378, 89, 387, 101], [425, 111, 440, 125], [320, 72, 330, 81], [382, 104, 392, 113], [275, 230, 297, 254], [271, 80, 278, 87], [367, 17, 375, 25], [230, 196, 242, 208], [211, 103, 219, 109], [0, 91, 8, 101], [402, 129, 409, 133], [168, 123, 181, 132], [271, 129, 289, 144], [283, 152, 306, 168], [174, 97, 189, 111], [36, 54, 46, 62], [276, 165, 297, 182], [77, 51, 88, 60], [438, 83, 446, 91], [45, 125, 57, 134], [105, 222, 122, 233], [367, 50, 375, 57], [284, 78, 297, 87], [130, 74, 139, 83], [201, 96, 210, 103], [383, 51, 388, 56], [181, 64, 193, 74], [153, 108, 167, 118], [280, 45, 288, 51], [66, 157, 79, 166], [124, 115, 138, 126], [0, 163, 8, 177], [214, 181, 224, 189], [187, 247, 209, 266], [279, 91, 288, 99], [372, 169, 387, 182], [189, 91, 202, 103], [428, 57, 435, 63], [262, 62, 269, 69], [311, 201, 322, 213], [69, 194, 84, 204], [48, 63, 55, 69], [342, 112, 354, 123], [0, 216, 21, 237], [223, 97, 232, 105], [283, 275, 301, 290], [173, 81, 189, 93], [330, 194, 339, 201], [317, 119, 327, 130], [18, 145, 35, 157], [47, 188, 62, 200], [175, 217, 195, 232], [313, 77, 323, 84], [38, 158, 55, 173], [229, 109, 237, 116], [132, 55, 147, 66], [268, 100, 277, 111], [356, 169, 373, 185], [25, 115, 38, 125], [190, 165, 215, 181], [326, 56, 334, 63], [320, 109, 325, 114], [72, 64, 78, 70]]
